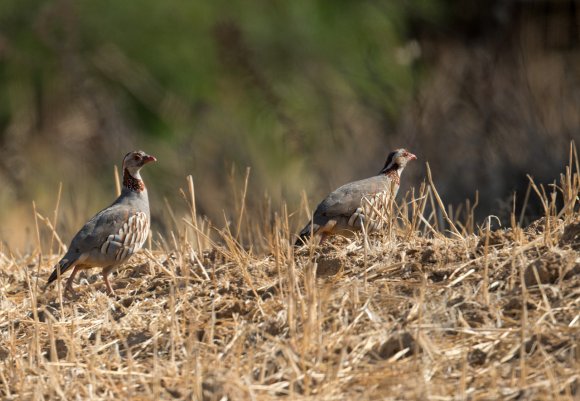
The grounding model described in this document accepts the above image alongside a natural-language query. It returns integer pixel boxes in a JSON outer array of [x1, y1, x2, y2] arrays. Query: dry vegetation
[[1, 145, 579, 401]]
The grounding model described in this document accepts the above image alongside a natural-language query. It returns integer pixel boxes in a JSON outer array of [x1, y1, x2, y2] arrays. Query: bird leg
[[102, 266, 116, 296], [64, 265, 81, 299], [317, 220, 337, 244]]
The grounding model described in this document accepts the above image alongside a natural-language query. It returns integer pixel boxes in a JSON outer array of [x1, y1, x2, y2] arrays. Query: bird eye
[[133, 154, 141, 161]]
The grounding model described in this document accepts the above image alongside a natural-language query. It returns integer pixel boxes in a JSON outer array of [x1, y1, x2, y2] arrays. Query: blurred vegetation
[[0, 0, 578, 250]]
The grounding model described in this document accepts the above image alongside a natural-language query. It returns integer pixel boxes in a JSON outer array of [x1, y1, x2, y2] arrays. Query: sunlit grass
[[0, 143, 578, 400]]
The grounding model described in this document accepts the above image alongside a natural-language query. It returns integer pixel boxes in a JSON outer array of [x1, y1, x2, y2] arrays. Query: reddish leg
[[102, 266, 116, 296], [64, 265, 81, 298], [317, 220, 336, 245]]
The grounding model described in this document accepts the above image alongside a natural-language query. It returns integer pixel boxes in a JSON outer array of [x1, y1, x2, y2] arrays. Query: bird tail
[[294, 222, 319, 247], [44, 253, 78, 291]]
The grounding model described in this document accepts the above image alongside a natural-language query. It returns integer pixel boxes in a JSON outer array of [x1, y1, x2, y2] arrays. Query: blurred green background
[[0, 0, 578, 251]]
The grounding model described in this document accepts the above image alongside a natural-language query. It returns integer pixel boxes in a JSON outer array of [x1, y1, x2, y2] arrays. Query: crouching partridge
[[296, 148, 416, 245], [45, 150, 156, 296]]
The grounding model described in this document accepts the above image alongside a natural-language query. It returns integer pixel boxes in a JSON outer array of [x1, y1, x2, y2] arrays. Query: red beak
[[408, 152, 417, 161], [143, 154, 157, 164]]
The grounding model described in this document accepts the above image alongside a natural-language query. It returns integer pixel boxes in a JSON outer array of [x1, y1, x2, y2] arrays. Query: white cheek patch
[[100, 212, 149, 262], [126, 167, 142, 180]]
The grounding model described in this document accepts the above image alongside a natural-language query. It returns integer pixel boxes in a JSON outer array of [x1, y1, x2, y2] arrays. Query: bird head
[[380, 148, 417, 175], [122, 150, 156, 176]]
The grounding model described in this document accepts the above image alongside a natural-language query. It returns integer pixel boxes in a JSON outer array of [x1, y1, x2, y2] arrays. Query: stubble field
[[1, 154, 579, 401]]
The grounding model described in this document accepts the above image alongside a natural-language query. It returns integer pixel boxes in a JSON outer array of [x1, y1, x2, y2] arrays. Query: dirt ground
[[0, 211, 578, 400]]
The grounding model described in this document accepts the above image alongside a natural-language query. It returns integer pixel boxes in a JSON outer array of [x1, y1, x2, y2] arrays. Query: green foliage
[[0, 0, 438, 137], [0, 0, 445, 241]]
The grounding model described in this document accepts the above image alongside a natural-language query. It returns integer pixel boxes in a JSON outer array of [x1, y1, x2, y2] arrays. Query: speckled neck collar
[[123, 168, 145, 192]]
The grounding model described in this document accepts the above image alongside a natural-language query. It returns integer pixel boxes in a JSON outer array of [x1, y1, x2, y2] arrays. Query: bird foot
[[104, 281, 117, 297], [64, 286, 79, 300]]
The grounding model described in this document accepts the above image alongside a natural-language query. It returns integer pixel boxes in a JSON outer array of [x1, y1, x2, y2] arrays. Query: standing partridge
[[45, 150, 156, 296], [295, 148, 416, 245]]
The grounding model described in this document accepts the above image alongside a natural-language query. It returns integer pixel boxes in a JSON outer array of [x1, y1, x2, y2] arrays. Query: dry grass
[[1, 145, 579, 401]]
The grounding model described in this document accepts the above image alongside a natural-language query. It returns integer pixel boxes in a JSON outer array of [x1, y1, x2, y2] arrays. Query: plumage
[[45, 150, 156, 296], [296, 148, 416, 245]]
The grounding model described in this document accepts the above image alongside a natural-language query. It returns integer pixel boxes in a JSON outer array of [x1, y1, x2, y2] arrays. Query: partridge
[[296, 148, 416, 245], [45, 150, 156, 296]]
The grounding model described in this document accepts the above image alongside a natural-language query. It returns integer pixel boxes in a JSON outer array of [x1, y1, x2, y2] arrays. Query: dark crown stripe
[[380, 151, 399, 174]]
